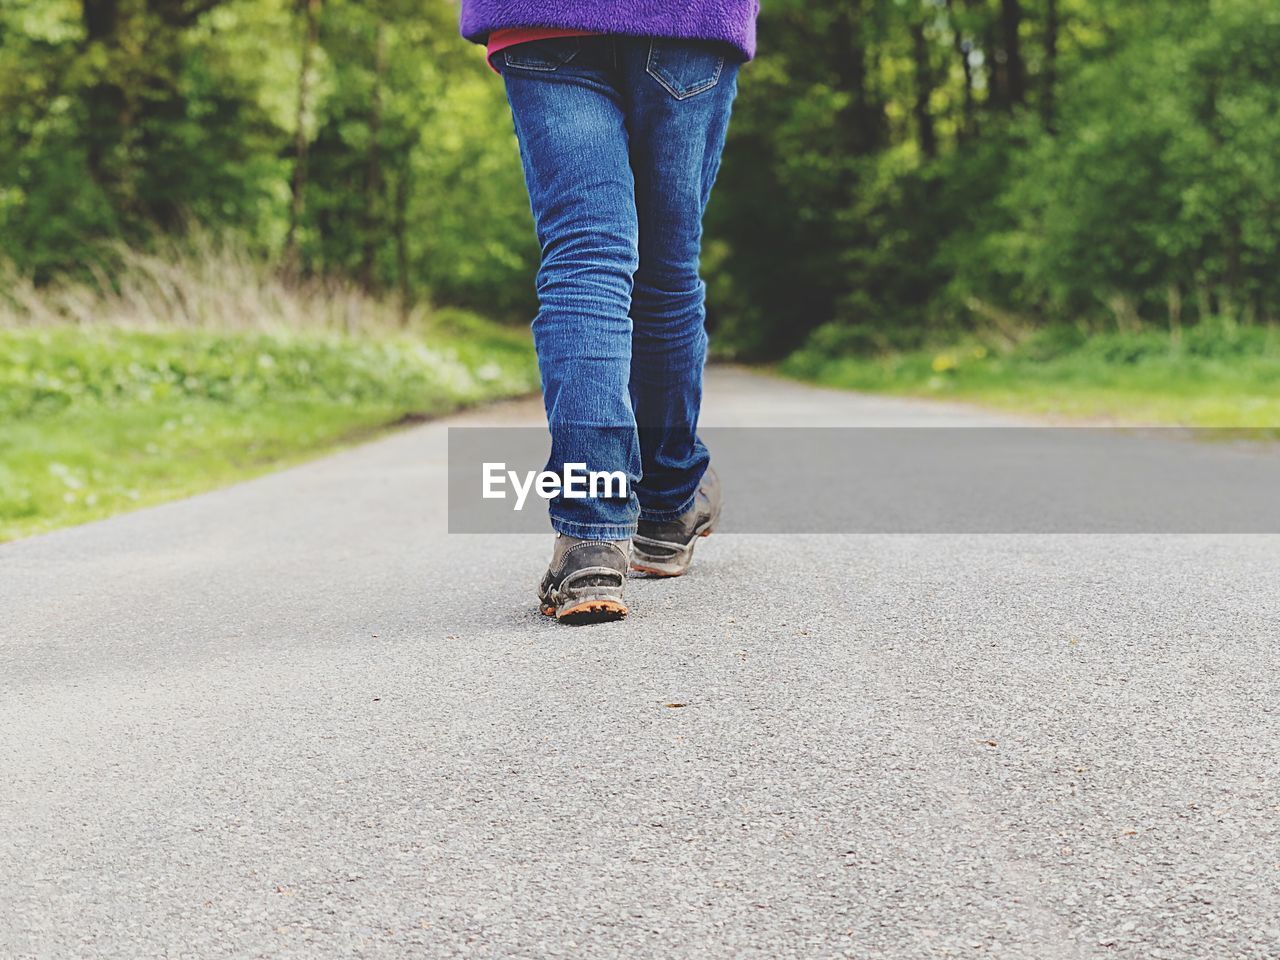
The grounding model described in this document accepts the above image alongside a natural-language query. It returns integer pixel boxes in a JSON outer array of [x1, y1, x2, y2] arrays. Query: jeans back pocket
[[645, 40, 726, 100], [503, 38, 582, 72]]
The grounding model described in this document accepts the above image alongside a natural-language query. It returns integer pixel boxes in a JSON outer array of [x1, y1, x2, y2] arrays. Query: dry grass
[[0, 234, 423, 336], [0, 238, 539, 540]]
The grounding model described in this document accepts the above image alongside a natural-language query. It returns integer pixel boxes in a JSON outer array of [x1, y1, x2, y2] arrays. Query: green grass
[[0, 318, 537, 541], [780, 320, 1280, 428]]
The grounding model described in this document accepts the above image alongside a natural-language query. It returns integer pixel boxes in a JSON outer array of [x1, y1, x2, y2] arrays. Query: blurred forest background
[[2, 0, 1279, 537], [3, 0, 1277, 351]]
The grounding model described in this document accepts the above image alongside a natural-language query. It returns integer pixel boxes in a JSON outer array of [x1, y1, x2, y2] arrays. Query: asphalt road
[[3, 367, 1278, 959]]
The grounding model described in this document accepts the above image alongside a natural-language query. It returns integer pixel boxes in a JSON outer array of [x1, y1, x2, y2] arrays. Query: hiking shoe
[[538, 534, 630, 623], [631, 467, 721, 578]]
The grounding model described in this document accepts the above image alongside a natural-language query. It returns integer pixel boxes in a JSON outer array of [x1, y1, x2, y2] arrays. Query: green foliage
[[0, 0, 533, 309], [712, 0, 1280, 357], [1, 0, 1276, 351], [782, 320, 1280, 428], [997, 0, 1280, 324], [0, 322, 538, 540], [0, 326, 533, 421]]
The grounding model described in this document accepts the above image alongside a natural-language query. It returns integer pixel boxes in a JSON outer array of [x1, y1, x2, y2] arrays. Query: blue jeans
[[500, 35, 739, 540]]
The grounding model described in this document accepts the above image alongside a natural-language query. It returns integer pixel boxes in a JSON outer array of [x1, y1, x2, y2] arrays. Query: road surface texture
[[3, 367, 1278, 959]]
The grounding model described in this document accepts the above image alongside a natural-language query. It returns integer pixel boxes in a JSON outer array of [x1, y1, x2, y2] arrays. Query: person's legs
[[618, 39, 739, 520], [500, 36, 739, 614], [501, 37, 641, 541]]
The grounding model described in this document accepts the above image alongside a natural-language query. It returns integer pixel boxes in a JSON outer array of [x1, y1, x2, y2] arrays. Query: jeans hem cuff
[[550, 515, 637, 540]]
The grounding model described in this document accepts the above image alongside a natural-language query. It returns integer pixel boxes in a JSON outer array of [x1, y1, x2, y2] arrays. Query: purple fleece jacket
[[459, 0, 760, 62]]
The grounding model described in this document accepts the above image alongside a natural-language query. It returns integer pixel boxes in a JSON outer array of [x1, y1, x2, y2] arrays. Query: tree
[[285, 0, 321, 265]]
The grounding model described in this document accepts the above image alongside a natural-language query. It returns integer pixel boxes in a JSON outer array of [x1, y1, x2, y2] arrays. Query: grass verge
[[0, 319, 536, 542], [780, 320, 1280, 428]]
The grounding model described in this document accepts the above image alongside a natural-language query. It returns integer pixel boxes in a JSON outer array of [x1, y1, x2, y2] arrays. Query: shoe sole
[[542, 598, 629, 623]]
